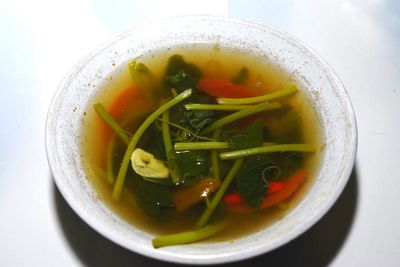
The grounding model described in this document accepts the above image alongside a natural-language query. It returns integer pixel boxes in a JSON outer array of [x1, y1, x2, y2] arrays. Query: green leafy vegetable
[[283, 153, 304, 176], [170, 105, 215, 135], [168, 150, 209, 185], [231, 67, 249, 84], [126, 170, 174, 221], [236, 155, 275, 208], [112, 89, 192, 201], [164, 54, 202, 92], [223, 119, 263, 150], [268, 107, 302, 143]]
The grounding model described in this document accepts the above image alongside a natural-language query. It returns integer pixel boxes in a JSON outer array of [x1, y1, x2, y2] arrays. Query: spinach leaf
[[268, 107, 302, 143], [283, 153, 304, 176], [164, 54, 202, 92], [231, 67, 249, 84], [170, 105, 215, 135], [168, 150, 209, 186], [236, 155, 275, 209], [223, 119, 263, 150], [125, 169, 174, 221]]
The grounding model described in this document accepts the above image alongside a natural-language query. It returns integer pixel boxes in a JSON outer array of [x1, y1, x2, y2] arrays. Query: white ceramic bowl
[[46, 16, 357, 265]]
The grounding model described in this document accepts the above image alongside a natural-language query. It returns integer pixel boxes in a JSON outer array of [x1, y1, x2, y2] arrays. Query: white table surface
[[1, 0, 399, 266]]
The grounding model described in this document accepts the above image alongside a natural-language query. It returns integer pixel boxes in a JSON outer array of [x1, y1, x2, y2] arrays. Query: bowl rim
[[46, 15, 358, 265]]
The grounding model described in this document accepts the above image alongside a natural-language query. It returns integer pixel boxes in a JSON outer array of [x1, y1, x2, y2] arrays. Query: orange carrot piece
[[267, 181, 286, 194], [223, 181, 287, 206], [172, 178, 221, 212], [197, 78, 256, 98], [261, 170, 306, 209], [226, 170, 307, 213], [223, 193, 242, 205]]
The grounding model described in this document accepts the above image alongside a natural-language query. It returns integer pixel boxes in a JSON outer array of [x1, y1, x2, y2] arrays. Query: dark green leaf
[[163, 54, 202, 92], [168, 150, 209, 186], [170, 105, 215, 134], [231, 67, 249, 84], [223, 119, 263, 150], [126, 170, 174, 221], [283, 153, 304, 176], [268, 107, 302, 143], [236, 155, 276, 208]]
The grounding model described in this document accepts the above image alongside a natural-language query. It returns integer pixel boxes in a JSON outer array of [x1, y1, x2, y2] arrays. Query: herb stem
[[106, 135, 117, 183], [93, 103, 130, 145], [112, 89, 192, 201], [219, 144, 314, 160], [201, 102, 281, 134], [217, 85, 298, 105], [185, 104, 250, 111], [211, 129, 222, 180], [194, 158, 244, 229], [156, 118, 215, 141], [175, 141, 229, 150], [152, 221, 228, 248], [162, 111, 179, 184], [175, 142, 275, 151]]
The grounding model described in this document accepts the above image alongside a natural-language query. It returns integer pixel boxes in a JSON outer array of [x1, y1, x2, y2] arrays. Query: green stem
[[184, 104, 250, 111], [93, 103, 130, 145], [129, 61, 156, 92], [211, 129, 222, 180], [106, 135, 117, 183], [162, 111, 178, 184], [217, 85, 298, 105], [201, 102, 281, 134], [156, 118, 215, 141], [194, 158, 244, 229], [219, 144, 314, 160], [112, 89, 192, 201], [175, 141, 229, 151], [152, 221, 228, 248], [175, 141, 276, 151]]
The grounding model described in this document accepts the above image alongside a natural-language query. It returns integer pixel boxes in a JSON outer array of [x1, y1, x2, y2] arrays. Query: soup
[[82, 45, 321, 247]]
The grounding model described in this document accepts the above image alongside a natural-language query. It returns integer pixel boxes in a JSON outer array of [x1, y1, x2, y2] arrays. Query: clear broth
[[82, 44, 322, 241]]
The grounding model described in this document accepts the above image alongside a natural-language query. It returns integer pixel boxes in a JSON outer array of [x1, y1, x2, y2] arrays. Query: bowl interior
[[46, 16, 357, 264]]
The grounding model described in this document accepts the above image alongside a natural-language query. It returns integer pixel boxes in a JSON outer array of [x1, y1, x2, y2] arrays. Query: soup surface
[[82, 44, 321, 245]]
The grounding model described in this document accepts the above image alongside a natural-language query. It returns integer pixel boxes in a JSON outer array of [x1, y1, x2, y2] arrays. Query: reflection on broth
[[82, 45, 321, 247]]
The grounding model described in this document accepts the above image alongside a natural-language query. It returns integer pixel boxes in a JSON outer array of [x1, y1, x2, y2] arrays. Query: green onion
[[184, 104, 250, 111], [161, 111, 179, 184], [201, 102, 281, 134], [194, 158, 244, 229], [219, 144, 314, 160], [217, 84, 298, 105], [152, 221, 228, 248], [93, 103, 130, 145], [112, 89, 192, 201]]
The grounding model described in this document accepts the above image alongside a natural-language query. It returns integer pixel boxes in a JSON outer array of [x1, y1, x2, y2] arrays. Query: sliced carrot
[[223, 181, 287, 206], [226, 170, 307, 213], [261, 170, 306, 209], [223, 193, 243, 205], [172, 178, 221, 212], [197, 78, 256, 98], [96, 85, 150, 167], [267, 181, 286, 194]]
